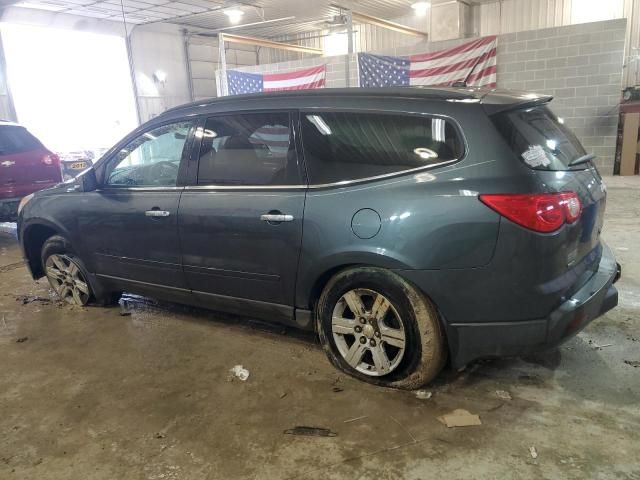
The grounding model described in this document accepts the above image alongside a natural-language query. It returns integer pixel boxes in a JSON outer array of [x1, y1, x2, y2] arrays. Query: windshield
[[491, 105, 588, 171]]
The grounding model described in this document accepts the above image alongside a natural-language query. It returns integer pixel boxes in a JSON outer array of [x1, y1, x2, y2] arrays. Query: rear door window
[[0, 126, 43, 155], [491, 105, 587, 171], [196, 112, 300, 186], [300, 111, 464, 185]]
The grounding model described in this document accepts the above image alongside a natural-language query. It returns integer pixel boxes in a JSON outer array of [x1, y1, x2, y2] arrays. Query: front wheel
[[41, 235, 119, 306], [316, 267, 447, 389]]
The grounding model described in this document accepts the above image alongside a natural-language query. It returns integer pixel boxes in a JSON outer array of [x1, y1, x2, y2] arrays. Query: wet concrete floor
[[0, 176, 639, 479]]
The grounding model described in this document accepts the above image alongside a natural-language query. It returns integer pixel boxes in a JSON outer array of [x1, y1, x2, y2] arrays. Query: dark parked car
[[0, 121, 62, 221], [17, 88, 619, 388]]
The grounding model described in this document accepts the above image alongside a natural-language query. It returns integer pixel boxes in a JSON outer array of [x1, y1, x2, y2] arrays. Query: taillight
[[479, 192, 582, 233], [42, 153, 60, 166]]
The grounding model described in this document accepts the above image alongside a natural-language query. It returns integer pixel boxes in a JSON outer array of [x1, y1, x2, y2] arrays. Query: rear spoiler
[[480, 90, 553, 115]]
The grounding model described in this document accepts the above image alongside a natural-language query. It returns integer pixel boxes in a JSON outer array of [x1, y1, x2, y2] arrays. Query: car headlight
[[17, 193, 34, 215]]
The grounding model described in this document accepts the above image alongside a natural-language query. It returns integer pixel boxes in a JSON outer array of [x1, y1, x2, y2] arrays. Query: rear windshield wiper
[[568, 153, 595, 167]]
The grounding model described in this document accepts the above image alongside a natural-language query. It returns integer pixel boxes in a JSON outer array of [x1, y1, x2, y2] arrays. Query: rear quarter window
[[491, 105, 587, 171], [301, 111, 464, 185], [0, 126, 44, 155]]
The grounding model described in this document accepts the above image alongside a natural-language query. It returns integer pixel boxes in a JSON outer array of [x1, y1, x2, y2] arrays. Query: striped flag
[[226, 65, 326, 95], [249, 124, 290, 156], [358, 36, 497, 89]]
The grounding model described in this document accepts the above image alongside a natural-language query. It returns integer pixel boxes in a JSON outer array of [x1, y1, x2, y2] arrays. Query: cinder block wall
[[231, 18, 626, 173], [496, 19, 626, 172]]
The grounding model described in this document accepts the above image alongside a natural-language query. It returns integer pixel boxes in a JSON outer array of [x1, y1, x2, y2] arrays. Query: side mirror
[[75, 167, 98, 192]]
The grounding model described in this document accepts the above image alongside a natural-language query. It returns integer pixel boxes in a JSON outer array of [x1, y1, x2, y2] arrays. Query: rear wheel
[[316, 267, 446, 389], [41, 235, 119, 306]]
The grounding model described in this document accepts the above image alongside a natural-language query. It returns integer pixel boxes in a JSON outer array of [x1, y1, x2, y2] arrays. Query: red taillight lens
[[42, 153, 60, 166], [559, 192, 581, 223], [479, 192, 582, 233]]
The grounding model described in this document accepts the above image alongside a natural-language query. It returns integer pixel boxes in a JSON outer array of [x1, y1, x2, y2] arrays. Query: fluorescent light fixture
[[306, 115, 332, 135], [16, 2, 65, 11], [323, 31, 348, 56], [432, 118, 445, 143], [414, 147, 437, 160], [224, 9, 244, 24], [411, 1, 430, 16]]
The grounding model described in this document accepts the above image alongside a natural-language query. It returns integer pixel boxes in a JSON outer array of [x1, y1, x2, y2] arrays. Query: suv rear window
[[491, 105, 587, 171], [301, 111, 464, 185], [0, 125, 43, 155]]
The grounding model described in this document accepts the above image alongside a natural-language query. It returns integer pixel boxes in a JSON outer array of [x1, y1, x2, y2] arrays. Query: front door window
[[106, 121, 192, 187]]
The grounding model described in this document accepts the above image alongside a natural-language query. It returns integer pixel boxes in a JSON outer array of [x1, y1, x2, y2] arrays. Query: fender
[[294, 247, 413, 309]]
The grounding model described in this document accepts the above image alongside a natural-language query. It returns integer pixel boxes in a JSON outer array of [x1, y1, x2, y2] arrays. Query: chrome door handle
[[260, 214, 293, 222], [145, 210, 170, 217]]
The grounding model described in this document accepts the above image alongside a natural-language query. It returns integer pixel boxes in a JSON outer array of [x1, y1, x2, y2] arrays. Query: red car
[[0, 121, 62, 221]]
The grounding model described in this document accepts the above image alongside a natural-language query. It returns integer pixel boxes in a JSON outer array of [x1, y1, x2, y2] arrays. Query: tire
[[41, 235, 119, 306], [316, 267, 447, 389]]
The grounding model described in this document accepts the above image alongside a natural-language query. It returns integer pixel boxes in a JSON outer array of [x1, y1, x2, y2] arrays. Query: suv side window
[[301, 111, 464, 185], [197, 112, 299, 186], [0, 126, 43, 154], [105, 121, 193, 187]]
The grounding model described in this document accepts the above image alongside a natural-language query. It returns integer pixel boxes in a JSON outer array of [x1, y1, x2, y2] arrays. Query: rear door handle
[[260, 214, 293, 222], [145, 210, 170, 217]]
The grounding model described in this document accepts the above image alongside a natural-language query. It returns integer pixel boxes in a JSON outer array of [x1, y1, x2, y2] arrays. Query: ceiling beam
[[204, 16, 297, 35], [218, 32, 323, 55], [331, 4, 428, 38]]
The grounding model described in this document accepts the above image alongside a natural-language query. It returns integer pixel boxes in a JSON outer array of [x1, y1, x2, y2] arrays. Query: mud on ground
[[0, 177, 639, 479]]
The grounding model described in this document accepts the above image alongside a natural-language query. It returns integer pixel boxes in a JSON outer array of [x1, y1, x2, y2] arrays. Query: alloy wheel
[[45, 254, 91, 305], [331, 288, 406, 376]]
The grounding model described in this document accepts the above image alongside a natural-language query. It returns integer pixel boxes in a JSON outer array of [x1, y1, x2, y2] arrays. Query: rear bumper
[[440, 243, 618, 368]]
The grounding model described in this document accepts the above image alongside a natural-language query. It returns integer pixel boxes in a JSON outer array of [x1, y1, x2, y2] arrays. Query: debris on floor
[[284, 426, 337, 437], [17, 295, 50, 305], [229, 365, 250, 381], [588, 339, 613, 349], [437, 409, 482, 428], [119, 298, 131, 316], [343, 415, 368, 424], [332, 386, 344, 393], [495, 390, 512, 400], [624, 360, 640, 368], [415, 390, 432, 400], [154, 432, 166, 439], [529, 446, 538, 459], [15, 336, 28, 343]]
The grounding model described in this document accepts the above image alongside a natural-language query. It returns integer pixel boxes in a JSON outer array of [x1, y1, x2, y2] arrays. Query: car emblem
[[1, 160, 15, 167]]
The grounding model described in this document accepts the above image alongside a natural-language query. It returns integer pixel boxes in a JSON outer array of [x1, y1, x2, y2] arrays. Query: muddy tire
[[41, 235, 119, 306], [316, 267, 447, 389]]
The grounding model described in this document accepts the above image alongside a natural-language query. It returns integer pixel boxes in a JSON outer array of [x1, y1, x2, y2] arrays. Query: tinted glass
[[491, 105, 587, 171], [106, 121, 192, 187], [197, 113, 298, 186], [0, 126, 43, 155], [301, 112, 463, 184]]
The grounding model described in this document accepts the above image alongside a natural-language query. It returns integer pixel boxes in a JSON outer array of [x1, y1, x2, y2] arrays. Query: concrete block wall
[[229, 18, 626, 173], [495, 19, 626, 172]]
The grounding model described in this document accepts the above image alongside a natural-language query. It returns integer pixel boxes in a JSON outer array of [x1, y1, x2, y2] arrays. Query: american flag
[[358, 36, 497, 89], [226, 65, 326, 95]]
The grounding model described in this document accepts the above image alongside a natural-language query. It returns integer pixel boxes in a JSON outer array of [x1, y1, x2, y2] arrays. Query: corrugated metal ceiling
[[8, 0, 427, 35]]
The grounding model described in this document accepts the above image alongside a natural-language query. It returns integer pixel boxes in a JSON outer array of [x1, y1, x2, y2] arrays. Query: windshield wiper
[[568, 153, 595, 167]]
